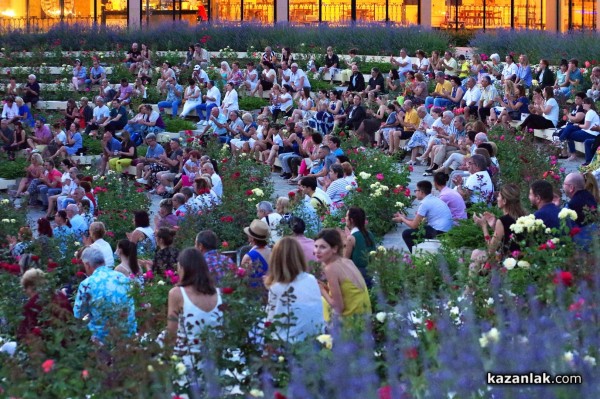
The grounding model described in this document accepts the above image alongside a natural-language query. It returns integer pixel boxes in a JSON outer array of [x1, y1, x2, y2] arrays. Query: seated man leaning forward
[[394, 180, 453, 253]]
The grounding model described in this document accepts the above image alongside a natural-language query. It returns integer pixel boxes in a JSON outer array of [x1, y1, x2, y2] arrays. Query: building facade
[[0, 0, 596, 32]]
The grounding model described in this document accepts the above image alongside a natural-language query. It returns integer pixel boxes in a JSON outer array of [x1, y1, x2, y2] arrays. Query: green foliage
[[82, 135, 102, 155], [94, 173, 151, 248], [0, 157, 27, 179], [440, 203, 502, 250], [176, 148, 273, 250], [163, 118, 197, 133], [0, 200, 28, 247], [238, 96, 269, 111]]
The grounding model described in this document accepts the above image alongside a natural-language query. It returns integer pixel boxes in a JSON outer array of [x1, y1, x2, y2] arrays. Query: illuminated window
[[211, 0, 242, 20], [561, 0, 596, 30], [243, 0, 274, 22], [432, 0, 546, 29], [321, 0, 352, 23], [388, 0, 419, 25]]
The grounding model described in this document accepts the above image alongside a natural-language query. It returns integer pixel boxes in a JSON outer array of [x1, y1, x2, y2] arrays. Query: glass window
[[211, 0, 242, 20], [321, 0, 352, 23], [243, 0, 274, 22], [289, 0, 319, 23], [432, 0, 545, 29], [561, 0, 596, 30], [389, 0, 419, 25]]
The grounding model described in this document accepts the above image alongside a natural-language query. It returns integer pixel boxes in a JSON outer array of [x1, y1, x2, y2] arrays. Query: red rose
[[569, 227, 582, 237], [553, 271, 573, 286], [41, 359, 55, 373], [246, 189, 254, 196], [81, 369, 89, 379], [539, 243, 547, 250], [378, 385, 392, 399], [235, 268, 246, 278], [264, 321, 272, 328], [231, 171, 241, 179], [404, 347, 418, 359], [32, 327, 42, 336], [31, 255, 39, 262], [186, 137, 194, 143], [288, 191, 296, 198], [76, 271, 86, 278], [425, 319, 436, 331], [222, 241, 229, 248], [356, 187, 363, 193], [569, 298, 585, 312], [222, 287, 234, 295], [185, 130, 193, 136], [71, 258, 80, 265], [274, 393, 287, 399], [47, 262, 58, 271]]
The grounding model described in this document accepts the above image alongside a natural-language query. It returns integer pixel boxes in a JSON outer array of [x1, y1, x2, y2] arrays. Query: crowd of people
[[2, 44, 600, 363]]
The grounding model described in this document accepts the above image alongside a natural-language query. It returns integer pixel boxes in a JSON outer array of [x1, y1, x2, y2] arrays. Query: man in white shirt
[[192, 65, 209, 86], [456, 154, 494, 205], [477, 76, 499, 121], [391, 48, 413, 78], [501, 55, 518, 82], [279, 61, 292, 85], [441, 51, 458, 77], [201, 162, 223, 198], [287, 63, 311, 98], [66, 204, 89, 241], [257, 201, 283, 243], [85, 96, 110, 136], [196, 80, 221, 123], [461, 77, 482, 120], [87, 222, 115, 268]]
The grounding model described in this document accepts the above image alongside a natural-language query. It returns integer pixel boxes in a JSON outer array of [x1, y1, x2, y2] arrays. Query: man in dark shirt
[[363, 67, 385, 101], [529, 180, 560, 229], [346, 64, 365, 95], [0, 118, 14, 146], [563, 172, 598, 226], [345, 95, 367, 131], [22, 74, 40, 106], [101, 99, 128, 134], [124, 43, 142, 69]]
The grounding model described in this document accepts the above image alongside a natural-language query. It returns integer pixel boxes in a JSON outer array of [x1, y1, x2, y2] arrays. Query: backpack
[[130, 132, 143, 147]]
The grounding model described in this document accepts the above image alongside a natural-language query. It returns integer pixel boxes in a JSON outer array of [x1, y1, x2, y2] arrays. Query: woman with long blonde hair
[[264, 237, 324, 342]]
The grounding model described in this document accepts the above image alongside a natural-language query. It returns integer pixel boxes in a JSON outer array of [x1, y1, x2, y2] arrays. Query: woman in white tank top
[[167, 248, 223, 369]]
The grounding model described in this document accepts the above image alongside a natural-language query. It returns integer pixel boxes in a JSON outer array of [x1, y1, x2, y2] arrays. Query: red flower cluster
[[220, 216, 234, 223], [231, 171, 241, 179], [92, 186, 108, 195], [553, 271, 573, 287], [165, 270, 179, 284], [245, 189, 254, 196], [0, 262, 20, 275], [221, 287, 235, 295], [47, 262, 58, 271]]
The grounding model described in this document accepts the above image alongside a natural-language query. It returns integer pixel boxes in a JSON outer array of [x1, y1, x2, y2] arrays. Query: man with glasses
[[562, 172, 597, 227], [393, 180, 453, 253]]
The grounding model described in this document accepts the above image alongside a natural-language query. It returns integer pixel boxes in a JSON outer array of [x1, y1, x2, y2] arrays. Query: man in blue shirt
[[66, 203, 89, 241], [135, 133, 165, 183], [529, 180, 561, 229], [201, 107, 228, 143], [394, 180, 453, 253], [157, 77, 182, 117], [99, 131, 122, 176], [563, 172, 598, 227], [74, 247, 137, 343]]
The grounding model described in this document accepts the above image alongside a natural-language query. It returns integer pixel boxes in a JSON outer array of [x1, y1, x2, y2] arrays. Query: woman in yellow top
[[315, 228, 371, 321]]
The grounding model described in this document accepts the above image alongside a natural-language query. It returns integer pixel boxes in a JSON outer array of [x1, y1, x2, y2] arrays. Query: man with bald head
[[563, 172, 597, 227]]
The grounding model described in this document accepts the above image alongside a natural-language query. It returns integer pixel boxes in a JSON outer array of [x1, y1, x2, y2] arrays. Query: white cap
[[193, 65, 201, 71]]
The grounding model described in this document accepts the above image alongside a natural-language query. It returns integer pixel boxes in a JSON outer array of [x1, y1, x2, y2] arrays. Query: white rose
[[487, 327, 500, 342], [503, 258, 517, 270], [486, 297, 494, 306], [147, 365, 154, 372], [479, 335, 489, 348], [450, 306, 459, 316], [395, 201, 405, 208], [10, 219, 15, 223], [157, 280, 166, 286], [558, 208, 578, 221], [316, 334, 333, 349], [1, 219, 8, 223], [359, 172, 371, 179], [1, 199, 9, 204], [345, 185, 353, 191], [563, 351, 574, 364], [74, 241, 81, 246], [250, 389, 264, 398], [175, 362, 186, 375], [583, 355, 596, 367], [517, 260, 530, 269], [375, 312, 387, 323]]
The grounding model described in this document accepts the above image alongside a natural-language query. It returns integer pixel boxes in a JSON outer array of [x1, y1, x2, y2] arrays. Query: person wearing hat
[[71, 59, 87, 92], [192, 65, 209, 87], [241, 219, 272, 282]]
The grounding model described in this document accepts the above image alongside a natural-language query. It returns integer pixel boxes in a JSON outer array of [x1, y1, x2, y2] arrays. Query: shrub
[[164, 118, 197, 132]]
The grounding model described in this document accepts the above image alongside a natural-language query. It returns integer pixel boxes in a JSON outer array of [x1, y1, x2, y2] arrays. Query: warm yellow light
[[1, 10, 16, 17]]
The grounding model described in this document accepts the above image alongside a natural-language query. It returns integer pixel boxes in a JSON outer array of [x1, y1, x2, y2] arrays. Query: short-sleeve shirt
[[464, 171, 494, 205], [145, 143, 165, 159], [118, 85, 133, 101], [34, 125, 52, 143], [73, 266, 137, 341], [417, 194, 453, 232], [93, 105, 110, 121], [169, 148, 183, 172], [439, 186, 467, 221]]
